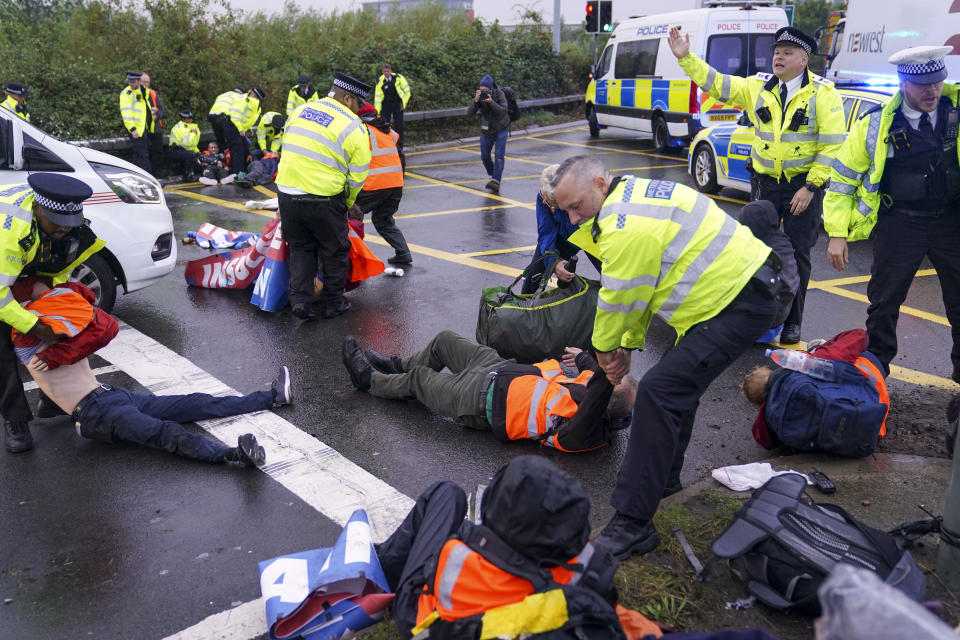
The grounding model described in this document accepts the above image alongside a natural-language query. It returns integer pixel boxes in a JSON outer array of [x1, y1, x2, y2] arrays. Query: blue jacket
[[533, 193, 581, 273]]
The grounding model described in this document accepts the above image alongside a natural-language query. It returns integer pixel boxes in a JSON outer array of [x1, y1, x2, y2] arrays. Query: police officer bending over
[[825, 46, 960, 382], [670, 25, 846, 345]]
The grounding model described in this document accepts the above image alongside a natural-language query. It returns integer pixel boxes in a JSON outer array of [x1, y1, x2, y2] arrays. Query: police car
[[0, 104, 176, 311], [687, 86, 894, 194]]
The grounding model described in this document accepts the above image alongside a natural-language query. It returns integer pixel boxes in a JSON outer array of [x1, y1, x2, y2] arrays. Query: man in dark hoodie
[[738, 199, 800, 330], [467, 75, 510, 195]]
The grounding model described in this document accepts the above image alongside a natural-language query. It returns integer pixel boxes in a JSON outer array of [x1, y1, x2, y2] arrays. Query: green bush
[[0, 0, 592, 140]]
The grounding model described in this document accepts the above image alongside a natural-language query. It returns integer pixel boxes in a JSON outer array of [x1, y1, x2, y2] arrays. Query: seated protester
[[167, 110, 201, 183], [342, 330, 636, 452], [376, 456, 649, 640], [742, 328, 889, 457], [235, 149, 281, 188], [738, 200, 800, 328], [256, 111, 285, 153], [20, 281, 292, 465], [198, 141, 235, 186], [521, 164, 602, 294]]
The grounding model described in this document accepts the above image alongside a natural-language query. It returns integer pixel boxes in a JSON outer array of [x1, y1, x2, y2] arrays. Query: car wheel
[[588, 106, 600, 138], [692, 144, 720, 194], [652, 116, 671, 152], [69, 253, 118, 313]]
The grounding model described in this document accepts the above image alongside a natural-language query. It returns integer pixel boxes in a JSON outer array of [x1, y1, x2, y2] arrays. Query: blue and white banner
[[259, 509, 394, 640]]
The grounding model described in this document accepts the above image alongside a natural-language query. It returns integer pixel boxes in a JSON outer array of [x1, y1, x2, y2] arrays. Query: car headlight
[[90, 162, 162, 204]]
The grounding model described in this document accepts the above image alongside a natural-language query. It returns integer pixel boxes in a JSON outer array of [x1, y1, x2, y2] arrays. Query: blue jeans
[[479, 129, 507, 182], [77, 388, 274, 462]]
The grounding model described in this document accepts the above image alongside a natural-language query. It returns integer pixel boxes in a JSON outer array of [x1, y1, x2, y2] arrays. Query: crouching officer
[[168, 110, 201, 182], [825, 46, 960, 382], [0, 174, 105, 452], [276, 72, 371, 320], [670, 25, 845, 345]]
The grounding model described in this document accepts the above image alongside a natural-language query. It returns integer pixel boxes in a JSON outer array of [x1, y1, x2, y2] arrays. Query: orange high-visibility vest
[[504, 361, 595, 452], [853, 355, 889, 438], [363, 125, 403, 191], [148, 89, 163, 128]]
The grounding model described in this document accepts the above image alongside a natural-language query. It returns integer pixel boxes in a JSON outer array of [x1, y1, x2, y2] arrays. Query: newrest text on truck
[[585, 1, 788, 151]]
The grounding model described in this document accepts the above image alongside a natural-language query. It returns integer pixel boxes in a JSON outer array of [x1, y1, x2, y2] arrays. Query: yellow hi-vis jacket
[[276, 97, 371, 206], [678, 53, 846, 186], [256, 111, 283, 153], [119, 85, 150, 136], [286, 85, 319, 117], [374, 73, 411, 112], [824, 85, 960, 241], [169, 120, 200, 153], [0, 184, 104, 333], [1, 95, 29, 122], [209, 90, 260, 132], [569, 177, 772, 352]]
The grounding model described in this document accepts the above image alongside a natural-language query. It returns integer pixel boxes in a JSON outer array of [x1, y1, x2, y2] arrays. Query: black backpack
[[501, 86, 520, 122], [711, 473, 925, 616]]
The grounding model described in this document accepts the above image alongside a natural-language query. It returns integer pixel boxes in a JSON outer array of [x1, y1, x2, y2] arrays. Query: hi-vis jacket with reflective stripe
[[286, 85, 319, 117], [209, 90, 260, 132], [1, 95, 29, 122], [678, 53, 846, 186], [374, 73, 411, 111], [169, 121, 200, 153], [256, 111, 283, 153], [569, 177, 771, 352], [119, 85, 150, 136], [276, 97, 371, 206], [362, 124, 403, 191], [501, 360, 594, 451], [823, 85, 960, 241]]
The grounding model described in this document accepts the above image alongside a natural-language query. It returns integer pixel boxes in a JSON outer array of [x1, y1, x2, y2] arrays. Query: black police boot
[[5, 421, 33, 453], [780, 323, 801, 344], [226, 433, 265, 467], [342, 336, 372, 391], [387, 252, 413, 266], [36, 390, 67, 418], [291, 303, 317, 320], [365, 348, 404, 374], [594, 512, 660, 561], [322, 299, 351, 320]]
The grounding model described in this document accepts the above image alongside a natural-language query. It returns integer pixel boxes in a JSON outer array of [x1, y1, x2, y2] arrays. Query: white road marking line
[[22, 365, 121, 391], [90, 322, 414, 640]]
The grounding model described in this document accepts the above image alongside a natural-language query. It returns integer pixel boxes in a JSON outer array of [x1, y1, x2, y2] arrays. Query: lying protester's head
[[549, 155, 611, 225], [607, 375, 638, 420], [742, 366, 773, 405]]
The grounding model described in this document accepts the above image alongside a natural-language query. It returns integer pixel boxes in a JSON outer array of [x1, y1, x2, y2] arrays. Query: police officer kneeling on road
[[670, 25, 845, 345], [0, 174, 106, 453], [825, 46, 960, 382]]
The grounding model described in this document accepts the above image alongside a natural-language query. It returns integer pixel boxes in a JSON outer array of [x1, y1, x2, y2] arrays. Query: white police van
[[585, 0, 788, 151], [0, 105, 176, 311]]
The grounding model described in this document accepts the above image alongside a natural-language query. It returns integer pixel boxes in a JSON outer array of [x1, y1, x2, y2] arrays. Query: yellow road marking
[[403, 126, 589, 157], [704, 193, 749, 205], [166, 187, 274, 218], [889, 364, 957, 390], [404, 171, 534, 209], [814, 284, 950, 326], [461, 245, 536, 257], [408, 159, 486, 169], [449, 146, 555, 168], [395, 204, 515, 220], [811, 268, 937, 288], [253, 185, 276, 199], [525, 134, 684, 161], [363, 235, 522, 278]]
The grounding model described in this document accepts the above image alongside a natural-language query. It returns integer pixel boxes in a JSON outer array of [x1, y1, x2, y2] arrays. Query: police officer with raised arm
[[824, 46, 960, 382], [669, 25, 846, 345]]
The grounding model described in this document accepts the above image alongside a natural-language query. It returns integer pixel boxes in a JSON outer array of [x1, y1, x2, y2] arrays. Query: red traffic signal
[[585, 0, 599, 32]]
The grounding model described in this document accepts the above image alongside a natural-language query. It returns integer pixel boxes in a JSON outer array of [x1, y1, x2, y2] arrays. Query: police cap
[[889, 45, 953, 84], [297, 75, 310, 85], [271, 114, 286, 131], [772, 26, 816, 56], [180, 110, 194, 119], [251, 87, 266, 101], [332, 72, 373, 99], [27, 173, 91, 227], [5, 82, 25, 97], [125, 70, 143, 83]]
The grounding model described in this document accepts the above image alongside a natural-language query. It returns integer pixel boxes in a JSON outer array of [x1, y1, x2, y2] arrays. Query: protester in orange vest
[[140, 73, 165, 177], [352, 102, 412, 266], [342, 330, 636, 452]]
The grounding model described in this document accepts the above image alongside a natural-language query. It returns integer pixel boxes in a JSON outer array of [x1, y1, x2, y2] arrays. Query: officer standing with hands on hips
[[824, 46, 960, 382], [669, 24, 846, 345], [0, 174, 105, 453], [276, 72, 372, 321]]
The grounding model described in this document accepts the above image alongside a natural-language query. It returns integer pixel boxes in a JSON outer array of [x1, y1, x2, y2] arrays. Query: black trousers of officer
[[277, 191, 350, 310], [128, 133, 151, 173], [380, 100, 405, 149], [353, 186, 410, 257], [148, 128, 165, 176], [168, 147, 198, 179], [377, 480, 466, 638], [867, 210, 960, 378], [208, 114, 227, 154], [0, 326, 31, 426], [750, 172, 821, 328], [610, 275, 779, 522]]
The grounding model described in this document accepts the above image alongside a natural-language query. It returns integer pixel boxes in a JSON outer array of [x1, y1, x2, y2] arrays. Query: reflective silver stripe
[[865, 111, 882, 159], [831, 159, 862, 181], [705, 67, 717, 92], [371, 147, 396, 157], [285, 124, 350, 168], [539, 366, 561, 379], [662, 213, 738, 320], [719, 75, 731, 103], [662, 196, 712, 269], [863, 171, 880, 193], [336, 120, 363, 148], [752, 153, 775, 168], [366, 166, 399, 176], [347, 176, 366, 190], [813, 153, 833, 166], [347, 163, 369, 174], [783, 156, 814, 168], [526, 379, 549, 438], [856, 198, 873, 217], [807, 92, 818, 131], [601, 272, 657, 291], [436, 544, 471, 610], [753, 93, 765, 119], [0, 291, 14, 307], [780, 132, 817, 142], [41, 314, 80, 336], [828, 181, 857, 195], [281, 142, 346, 172], [0, 201, 32, 223], [568, 543, 595, 586], [0, 274, 17, 287], [756, 131, 776, 141], [819, 133, 847, 144], [597, 295, 650, 317], [119, 106, 139, 113], [40, 288, 75, 298]]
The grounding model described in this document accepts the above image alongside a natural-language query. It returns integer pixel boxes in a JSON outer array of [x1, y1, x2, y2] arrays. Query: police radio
[[788, 106, 808, 132]]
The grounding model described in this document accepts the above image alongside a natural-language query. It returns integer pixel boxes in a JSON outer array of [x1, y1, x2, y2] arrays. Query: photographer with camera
[[467, 75, 509, 195], [198, 141, 235, 186]]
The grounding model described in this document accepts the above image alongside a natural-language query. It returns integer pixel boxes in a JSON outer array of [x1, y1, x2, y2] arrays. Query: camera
[[478, 88, 491, 98]]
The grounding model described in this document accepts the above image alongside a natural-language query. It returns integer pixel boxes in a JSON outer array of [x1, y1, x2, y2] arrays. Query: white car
[[0, 106, 176, 311]]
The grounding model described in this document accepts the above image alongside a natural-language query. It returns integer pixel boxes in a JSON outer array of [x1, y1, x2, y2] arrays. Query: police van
[[585, 1, 788, 151]]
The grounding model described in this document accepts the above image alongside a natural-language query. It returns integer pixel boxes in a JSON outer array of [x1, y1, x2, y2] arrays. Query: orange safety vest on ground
[[853, 355, 889, 438], [503, 360, 594, 451], [363, 125, 403, 191]]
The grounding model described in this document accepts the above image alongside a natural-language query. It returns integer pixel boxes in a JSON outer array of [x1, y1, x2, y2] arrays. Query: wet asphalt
[[1, 123, 956, 639]]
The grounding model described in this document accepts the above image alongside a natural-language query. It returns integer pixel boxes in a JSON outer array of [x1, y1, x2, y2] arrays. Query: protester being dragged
[[521, 164, 602, 294], [342, 330, 636, 452], [467, 74, 509, 195], [742, 328, 889, 457]]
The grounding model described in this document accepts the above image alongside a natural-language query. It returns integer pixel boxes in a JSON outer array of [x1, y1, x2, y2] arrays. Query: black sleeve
[[574, 350, 601, 374], [552, 371, 614, 452]]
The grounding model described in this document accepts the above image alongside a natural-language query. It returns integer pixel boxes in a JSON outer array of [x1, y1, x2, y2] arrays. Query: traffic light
[[585, 1, 598, 33], [599, 0, 612, 32]]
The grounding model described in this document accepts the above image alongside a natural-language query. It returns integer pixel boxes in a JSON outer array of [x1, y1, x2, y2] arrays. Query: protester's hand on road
[[27, 356, 48, 373], [28, 321, 63, 345], [561, 347, 582, 367], [668, 27, 690, 59], [827, 237, 849, 272], [789, 187, 813, 215], [553, 261, 575, 282], [597, 349, 629, 385]]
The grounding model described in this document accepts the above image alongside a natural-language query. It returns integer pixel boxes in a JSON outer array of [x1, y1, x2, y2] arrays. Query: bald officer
[[0, 174, 105, 452], [825, 46, 960, 381], [276, 73, 372, 320]]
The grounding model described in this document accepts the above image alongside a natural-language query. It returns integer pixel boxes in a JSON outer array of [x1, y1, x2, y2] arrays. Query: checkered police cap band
[[333, 77, 366, 97], [898, 59, 947, 75], [33, 192, 83, 213], [777, 32, 812, 55]]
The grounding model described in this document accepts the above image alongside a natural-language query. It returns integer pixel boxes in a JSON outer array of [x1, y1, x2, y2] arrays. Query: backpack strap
[[458, 523, 557, 592]]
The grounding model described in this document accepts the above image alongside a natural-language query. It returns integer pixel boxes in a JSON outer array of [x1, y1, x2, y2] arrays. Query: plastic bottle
[[765, 348, 837, 382], [556, 255, 578, 289], [384, 267, 405, 277]]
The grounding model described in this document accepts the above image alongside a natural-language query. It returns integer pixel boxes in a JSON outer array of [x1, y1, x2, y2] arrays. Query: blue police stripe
[[620, 80, 635, 108], [651, 87, 670, 110], [0, 184, 30, 198]]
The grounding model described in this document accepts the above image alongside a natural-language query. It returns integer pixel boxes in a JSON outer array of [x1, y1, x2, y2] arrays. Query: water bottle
[[765, 348, 837, 382], [556, 255, 578, 289], [384, 267, 405, 277]]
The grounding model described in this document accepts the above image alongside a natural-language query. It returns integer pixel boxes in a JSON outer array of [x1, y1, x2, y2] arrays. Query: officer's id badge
[[299, 108, 334, 127], [18, 221, 35, 251], [645, 179, 676, 200]]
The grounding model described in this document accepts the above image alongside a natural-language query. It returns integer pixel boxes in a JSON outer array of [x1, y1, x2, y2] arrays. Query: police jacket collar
[[763, 69, 809, 94], [591, 175, 625, 242]]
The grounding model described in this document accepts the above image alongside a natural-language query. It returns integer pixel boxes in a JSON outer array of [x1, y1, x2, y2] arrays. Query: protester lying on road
[[342, 330, 635, 452]]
